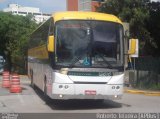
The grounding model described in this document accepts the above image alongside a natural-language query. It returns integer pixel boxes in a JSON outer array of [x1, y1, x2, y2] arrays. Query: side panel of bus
[[28, 17, 55, 92]]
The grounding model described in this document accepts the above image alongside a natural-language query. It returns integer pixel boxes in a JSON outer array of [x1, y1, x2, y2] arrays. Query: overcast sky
[[0, 0, 66, 14], [0, 0, 160, 14], [151, 0, 160, 2]]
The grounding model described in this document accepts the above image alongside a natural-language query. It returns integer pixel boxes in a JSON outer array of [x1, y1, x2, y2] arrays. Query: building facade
[[3, 4, 50, 23], [67, 0, 79, 11], [67, 0, 105, 12]]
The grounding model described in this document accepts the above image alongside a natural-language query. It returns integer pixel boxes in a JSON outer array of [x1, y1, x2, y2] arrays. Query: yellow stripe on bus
[[28, 45, 48, 59], [53, 12, 122, 24]]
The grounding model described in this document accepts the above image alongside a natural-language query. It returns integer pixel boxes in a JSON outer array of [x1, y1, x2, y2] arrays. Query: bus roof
[[52, 11, 122, 24]]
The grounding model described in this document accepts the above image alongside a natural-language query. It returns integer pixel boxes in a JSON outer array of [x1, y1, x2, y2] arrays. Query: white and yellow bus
[[28, 11, 131, 100]]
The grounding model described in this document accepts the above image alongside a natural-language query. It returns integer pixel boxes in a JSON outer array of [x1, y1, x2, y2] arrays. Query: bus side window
[[48, 19, 54, 35], [48, 18, 55, 67]]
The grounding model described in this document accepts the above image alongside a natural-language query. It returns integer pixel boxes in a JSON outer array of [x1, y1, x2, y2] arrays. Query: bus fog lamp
[[116, 86, 120, 89], [64, 85, 69, 89], [112, 86, 115, 89], [59, 85, 63, 89]]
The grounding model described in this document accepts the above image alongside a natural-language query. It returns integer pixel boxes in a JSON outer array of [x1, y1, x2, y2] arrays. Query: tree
[[146, 2, 160, 56], [0, 12, 37, 73], [97, 0, 160, 89], [97, 0, 154, 56]]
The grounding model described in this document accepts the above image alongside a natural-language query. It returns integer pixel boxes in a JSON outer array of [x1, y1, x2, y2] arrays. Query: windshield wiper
[[100, 55, 113, 68], [69, 54, 84, 68], [95, 51, 113, 69]]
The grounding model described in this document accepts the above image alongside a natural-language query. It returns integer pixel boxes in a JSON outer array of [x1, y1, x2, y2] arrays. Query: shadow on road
[[33, 86, 123, 110], [52, 100, 122, 110]]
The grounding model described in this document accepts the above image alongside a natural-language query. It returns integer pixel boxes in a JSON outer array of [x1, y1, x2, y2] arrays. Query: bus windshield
[[55, 20, 123, 68]]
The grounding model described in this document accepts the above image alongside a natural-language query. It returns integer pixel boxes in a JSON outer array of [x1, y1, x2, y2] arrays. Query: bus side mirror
[[128, 39, 137, 55], [48, 35, 54, 52]]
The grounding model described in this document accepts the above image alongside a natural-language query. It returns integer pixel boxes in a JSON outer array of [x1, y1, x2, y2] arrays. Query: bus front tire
[[44, 79, 47, 95], [30, 71, 35, 88]]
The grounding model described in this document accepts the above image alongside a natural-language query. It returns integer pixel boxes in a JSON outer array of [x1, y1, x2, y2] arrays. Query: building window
[[78, 0, 91, 11]]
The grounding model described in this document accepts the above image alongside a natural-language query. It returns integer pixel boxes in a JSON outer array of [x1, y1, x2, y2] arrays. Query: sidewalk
[[124, 87, 160, 96], [124, 71, 160, 96]]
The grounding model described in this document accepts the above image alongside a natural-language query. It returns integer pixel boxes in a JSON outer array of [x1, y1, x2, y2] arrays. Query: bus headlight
[[58, 85, 69, 89], [112, 85, 120, 91]]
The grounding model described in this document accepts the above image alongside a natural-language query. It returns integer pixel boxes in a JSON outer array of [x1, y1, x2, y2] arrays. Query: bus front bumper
[[48, 83, 123, 100], [49, 94, 122, 100]]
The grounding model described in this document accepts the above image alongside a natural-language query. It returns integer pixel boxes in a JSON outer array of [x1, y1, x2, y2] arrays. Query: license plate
[[85, 90, 96, 95]]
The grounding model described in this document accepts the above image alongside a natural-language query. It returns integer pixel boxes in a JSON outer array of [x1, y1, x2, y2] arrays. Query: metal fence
[[128, 57, 160, 89], [135, 56, 160, 73]]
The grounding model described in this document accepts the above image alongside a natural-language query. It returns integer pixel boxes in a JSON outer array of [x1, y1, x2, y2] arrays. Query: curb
[[124, 89, 160, 96], [19, 75, 28, 77]]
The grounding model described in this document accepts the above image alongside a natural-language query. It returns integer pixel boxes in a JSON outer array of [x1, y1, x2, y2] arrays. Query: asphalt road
[[0, 76, 160, 119]]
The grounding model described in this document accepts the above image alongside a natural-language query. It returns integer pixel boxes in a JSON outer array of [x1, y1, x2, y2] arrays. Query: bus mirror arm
[[48, 35, 55, 52], [124, 39, 137, 56]]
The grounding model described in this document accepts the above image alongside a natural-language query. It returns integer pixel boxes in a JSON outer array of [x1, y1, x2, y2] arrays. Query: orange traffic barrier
[[10, 74, 22, 93], [2, 71, 10, 88]]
